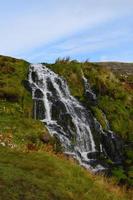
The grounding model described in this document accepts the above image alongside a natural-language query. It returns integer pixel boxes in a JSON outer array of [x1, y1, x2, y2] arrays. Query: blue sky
[[0, 0, 133, 63]]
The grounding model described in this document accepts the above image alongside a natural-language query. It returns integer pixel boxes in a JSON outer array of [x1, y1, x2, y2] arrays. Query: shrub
[[91, 107, 107, 129]]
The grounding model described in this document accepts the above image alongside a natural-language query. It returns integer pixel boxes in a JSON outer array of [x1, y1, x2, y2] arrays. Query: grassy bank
[[0, 55, 132, 199], [0, 55, 50, 149], [46, 58, 133, 186], [47, 59, 133, 141], [0, 146, 132, 200]]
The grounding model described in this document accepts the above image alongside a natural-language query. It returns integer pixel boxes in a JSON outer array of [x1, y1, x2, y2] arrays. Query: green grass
[[82, 63, 133, 140], [46, 59, 133, 186], [47, 60, 84, 99], [48, 60, 133, 141], [0, 55, 132, 198], [91, 106, 107, 129], [0, 55, 49, 149], [0, 55, 30, 103], [0, 146, 131, 200]]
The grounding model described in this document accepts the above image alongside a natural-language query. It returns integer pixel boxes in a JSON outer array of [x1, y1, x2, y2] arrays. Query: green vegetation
[[0, 55, 49, 149], [47, 58, 84, 99], [91, 106, 107, 129], [48, 59, 133, 141], [47, 58, 133, 186], [82, 63, 133, 141], [0, 55, 132, 198], [0, 146, 131, 200], [112, 167, 129, 185], [0, 55, 30, 103]]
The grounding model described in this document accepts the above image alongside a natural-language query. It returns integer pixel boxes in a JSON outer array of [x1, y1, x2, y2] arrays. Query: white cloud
[[0, 0, 133, 61], [25, 23, 132, 62]]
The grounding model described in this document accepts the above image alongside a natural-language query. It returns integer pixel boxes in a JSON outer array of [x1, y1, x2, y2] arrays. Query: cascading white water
[[82, 74, 97, 101], [29, 64, 105, 171]]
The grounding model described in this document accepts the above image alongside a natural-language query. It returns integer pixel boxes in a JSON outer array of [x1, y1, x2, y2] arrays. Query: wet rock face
[[93, 118, 124, 165], [47, 78, 58, 98], [29, 64, 124, 172], [32, 71, 38, 83], [87, 94, 96, 105], [33, 100, 45, 120], [87, 151, 100, 159], [82, 76, 97, 105], [22, 80, 32, 92], [51, 100, 78, 139], [101, 131, 124, 164], [34, 89, 43, 98], [51, 100, 67, 120]]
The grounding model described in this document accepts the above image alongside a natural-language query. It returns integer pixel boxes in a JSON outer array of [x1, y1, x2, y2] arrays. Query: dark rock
[[40, 134, 50, 143], [32, 71, 38, 82], [101, 130, 124, 164], [86, 91, 97, 105], [22, 80, 32, 92], [47, 78, 58, 98], [33, 100, 45, 120], [34, 89, 43, 98], [51, 100, 67, 120], [87, 151, 100, 159], [28, 64, 126, 172]]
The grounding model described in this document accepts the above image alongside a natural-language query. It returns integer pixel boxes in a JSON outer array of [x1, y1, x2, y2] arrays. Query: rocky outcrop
[[28, 64, 125, 172]]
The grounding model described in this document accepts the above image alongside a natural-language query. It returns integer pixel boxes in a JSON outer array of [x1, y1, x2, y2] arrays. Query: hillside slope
[[47, 59, 133, 140], [0, 55, 49, 149], [1, 146, 132, 200], [0, 55, 132, 199], [46, 58, 133, 186]]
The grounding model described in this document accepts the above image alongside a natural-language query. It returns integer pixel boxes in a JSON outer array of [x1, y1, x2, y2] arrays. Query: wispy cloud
[[0, 0, 133, 62]]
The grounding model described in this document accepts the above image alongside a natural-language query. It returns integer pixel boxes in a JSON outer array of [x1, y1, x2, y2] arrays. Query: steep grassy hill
[[46, 58, 133, 186], [1, 146, 132, 200], [0, 55, 49, 149], [47, 59, 133, 140], [0, 55, 132, 199]]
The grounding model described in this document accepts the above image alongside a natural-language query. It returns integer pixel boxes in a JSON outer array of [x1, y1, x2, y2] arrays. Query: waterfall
[[82, 74, 97, 102], [28, 64, 123, 171]]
